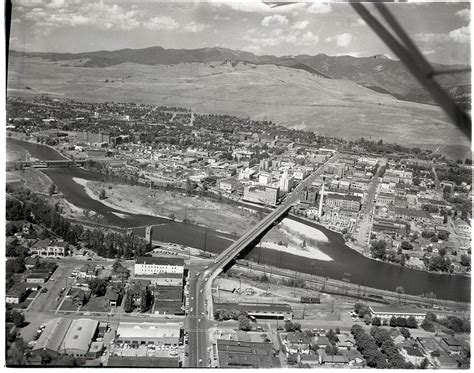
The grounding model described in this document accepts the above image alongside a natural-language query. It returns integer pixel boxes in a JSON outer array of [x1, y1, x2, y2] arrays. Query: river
[[7, 138, 471, 302]]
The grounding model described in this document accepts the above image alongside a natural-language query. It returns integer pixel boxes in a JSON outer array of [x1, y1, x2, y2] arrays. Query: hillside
[[7, 56, 470, 158], [9, 46, 470, 106]]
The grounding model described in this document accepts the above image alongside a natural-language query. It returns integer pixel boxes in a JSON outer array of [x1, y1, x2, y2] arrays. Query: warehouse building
[[60, 319, 99, 358], [115, 322, 181, 347], [134, 256, 184, 276]]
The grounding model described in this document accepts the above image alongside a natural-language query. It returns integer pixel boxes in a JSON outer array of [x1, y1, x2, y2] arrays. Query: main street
[[187, 152, 340, 367]]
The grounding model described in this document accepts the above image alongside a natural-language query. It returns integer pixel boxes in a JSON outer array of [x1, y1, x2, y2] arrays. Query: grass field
[[8, 57, 469, 152]]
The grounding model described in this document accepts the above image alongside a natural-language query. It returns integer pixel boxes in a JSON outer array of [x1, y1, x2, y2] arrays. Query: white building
[[134, 257, 184, 276], [280, 175, 294, 193], [115, 322, 181, 347], [259, 172, 272, 185]]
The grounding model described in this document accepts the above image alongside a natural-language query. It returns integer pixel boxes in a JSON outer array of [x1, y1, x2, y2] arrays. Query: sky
[[9, 0, 471, 66]]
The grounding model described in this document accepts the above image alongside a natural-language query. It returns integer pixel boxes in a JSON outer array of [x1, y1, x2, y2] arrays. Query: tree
[[99, 189, 106, 200], [439, 247, 447, 257], [49, 355, 78, 366], [401, 241, 413, 250], [238, 315, 252, 331], [6, 338, 28, 366], [48, 184, 56, 196], [7, 310, 25, 327], [370, 240, 387, 259], [123, 291, 134, 313], [372, 317, 381, 326], [325, 344, 338, 355], [406, 316, 418, 329], [364, 314, 372, 325], [87, 278, 108, 297], [396, 317, 407, 327], [140, 288, 152, 312], [421, 318, 435, 332], [399, 327, 411, 339], [460, 254, 471, 267], [351, 324, 363, 336], [419, 357, 429, 369], [389, 316, 397, 327]]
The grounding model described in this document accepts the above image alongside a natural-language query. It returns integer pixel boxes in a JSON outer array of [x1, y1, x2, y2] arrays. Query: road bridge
[[187, 152, 340, 367], [7, 159, 87, 169]]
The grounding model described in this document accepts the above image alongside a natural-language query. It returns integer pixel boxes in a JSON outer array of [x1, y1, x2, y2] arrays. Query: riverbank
[[72, 177, 333, 262], [72, 177, 294, 242]]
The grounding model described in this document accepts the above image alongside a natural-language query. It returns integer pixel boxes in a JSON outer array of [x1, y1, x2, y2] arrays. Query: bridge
[[6, 159, 87, 169], [187, 152, 340, 367]]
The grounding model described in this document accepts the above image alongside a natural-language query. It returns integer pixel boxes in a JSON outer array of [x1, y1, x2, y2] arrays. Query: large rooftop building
[[60, 319, 99, 357], [31, 318, 72, 359], [134, 256, 184, 276], [115, 322, 181, 347], [217, 339, 280, 368]]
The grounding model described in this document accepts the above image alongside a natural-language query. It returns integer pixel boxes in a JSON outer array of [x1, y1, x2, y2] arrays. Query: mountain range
[[10, 46, 471, 107]]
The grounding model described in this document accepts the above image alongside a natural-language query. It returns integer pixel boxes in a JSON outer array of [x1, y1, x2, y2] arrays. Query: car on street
[[200, 289, 203, 293]]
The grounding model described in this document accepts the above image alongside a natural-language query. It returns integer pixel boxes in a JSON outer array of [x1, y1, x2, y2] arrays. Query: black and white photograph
[[4, 0, 471, 369]]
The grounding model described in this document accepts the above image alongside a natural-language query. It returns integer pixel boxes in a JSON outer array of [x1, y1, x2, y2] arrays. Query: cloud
[[16, 0, 47, 6], [213, 14, 231, 21], [456, 8, 470, 21], [306, 3, 332, 15], [208, 0, 303, 14], [301, 31, 319, 45], [336, 33, 353, 47], [351, 18, 366, 27], [292, 20, 309, 30], [449, 25, 470, 43], [415, 24, 470, 44], [183, 21, 210, 33], [261, 14, 289, 27], [422, 49, 435, 56], [24, 2, 143, 32], [143, 16, 178, 31]]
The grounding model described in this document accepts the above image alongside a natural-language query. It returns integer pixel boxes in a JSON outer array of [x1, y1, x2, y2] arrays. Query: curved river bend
[[8, 138, 470, 302]]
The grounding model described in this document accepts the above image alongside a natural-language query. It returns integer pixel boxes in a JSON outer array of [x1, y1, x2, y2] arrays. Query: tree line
[[6, 185, 150, 259]]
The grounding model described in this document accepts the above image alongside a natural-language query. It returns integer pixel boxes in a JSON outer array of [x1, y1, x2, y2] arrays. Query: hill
[[9, 46, 470, 106], [7, 56, 470, 158]]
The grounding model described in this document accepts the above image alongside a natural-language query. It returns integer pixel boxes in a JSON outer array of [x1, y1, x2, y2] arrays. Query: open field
[[73, 177, 289, 243], [8, 57, 469, 151]]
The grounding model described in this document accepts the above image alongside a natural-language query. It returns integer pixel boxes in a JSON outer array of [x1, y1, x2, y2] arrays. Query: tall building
[[280, 175, 294, 193], [243, 185, 279, 206]]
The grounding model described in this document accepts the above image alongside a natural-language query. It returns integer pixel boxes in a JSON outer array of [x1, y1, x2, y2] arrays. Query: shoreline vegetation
[[72, 177, 334, 262], [7, 137, 468, 277]]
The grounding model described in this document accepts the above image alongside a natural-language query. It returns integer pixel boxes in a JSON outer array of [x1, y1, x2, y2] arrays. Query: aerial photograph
[[4, 0, 471, 369]]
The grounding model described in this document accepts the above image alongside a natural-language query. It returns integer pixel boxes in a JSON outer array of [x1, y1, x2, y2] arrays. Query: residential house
[[400, 346, 425, 365], [105, 286, 122, 308], [336, 334, 355, 350], [311, 336, 331, 350]]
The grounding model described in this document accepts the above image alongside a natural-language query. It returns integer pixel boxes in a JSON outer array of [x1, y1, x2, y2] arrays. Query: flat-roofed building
[[31, 318, 72, 359], [60, 319, 99, 358], [214, 302, 293, 320], [243, 185, 279, 207], [115, 322, 181, 347], [325, 193, 361, 212], [218, 177, 240, 193], [217, 339, 280, 368], [369, 306, 426, 323], [134, 256, 184, 276]]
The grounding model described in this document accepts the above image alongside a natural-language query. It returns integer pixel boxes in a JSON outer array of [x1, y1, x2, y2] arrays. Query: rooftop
[[60, 318, 99, 353], [369, 306, 426, 315], [116, 322, 181, 340], [32, 318, 71, 353], [135, 256, 184, 266]]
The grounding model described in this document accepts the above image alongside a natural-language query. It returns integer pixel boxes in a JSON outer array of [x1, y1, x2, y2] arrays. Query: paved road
[[355, 161, 383, 246], [187, 152, 340, 367]]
